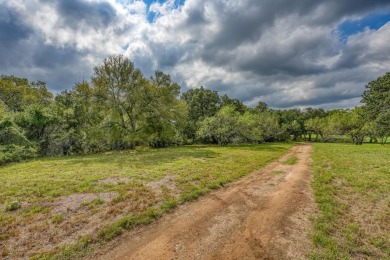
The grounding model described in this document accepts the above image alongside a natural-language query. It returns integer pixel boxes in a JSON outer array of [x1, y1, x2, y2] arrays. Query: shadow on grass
[[223, 143, 292, 152], [36, 146, 220, 167]]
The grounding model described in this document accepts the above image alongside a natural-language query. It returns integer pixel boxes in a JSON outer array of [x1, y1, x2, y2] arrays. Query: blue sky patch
[[336, 11, 390, 42], [145, 0, 185, 23]]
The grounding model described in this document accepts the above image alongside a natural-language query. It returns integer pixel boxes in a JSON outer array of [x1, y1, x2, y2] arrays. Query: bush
[[6, 201, 21, 211], [0, 144, 37, 166]]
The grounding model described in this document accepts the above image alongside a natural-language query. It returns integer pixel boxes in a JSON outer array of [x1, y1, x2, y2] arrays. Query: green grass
[[282, 156, 298, 165], [0, 143, 292, 259], [311, 143, 390, 259]]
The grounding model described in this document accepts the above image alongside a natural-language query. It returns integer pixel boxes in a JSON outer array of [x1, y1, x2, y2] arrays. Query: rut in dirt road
[[92, 145, 315, 260]]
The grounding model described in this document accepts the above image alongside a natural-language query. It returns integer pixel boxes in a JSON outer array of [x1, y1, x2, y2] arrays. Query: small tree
[[362, 72, 390, 144], [197, 106, 240, 146]]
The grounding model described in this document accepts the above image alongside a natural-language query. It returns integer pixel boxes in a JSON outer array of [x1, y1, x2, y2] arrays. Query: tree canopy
[[0, 57, 388, 165]]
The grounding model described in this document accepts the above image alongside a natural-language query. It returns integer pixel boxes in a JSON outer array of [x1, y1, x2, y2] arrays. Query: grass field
[[0, 143, 292, 259], [311, 143, 390, 259]]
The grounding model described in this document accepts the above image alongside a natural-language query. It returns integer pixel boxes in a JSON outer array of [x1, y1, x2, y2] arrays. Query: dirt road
[[93, 144, 315, 260]]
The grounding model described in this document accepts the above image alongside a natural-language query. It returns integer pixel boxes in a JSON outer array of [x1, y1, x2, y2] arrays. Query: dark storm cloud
[[56, 0, 117, 28], [156, 0, 390, 109], [275, 93, 358, 109], [184, 7, 206, 26], [32, 45, 82, 69], [0, 6, 32, 48], [0, 5, 33, 69], [0, 4, 91, 90], [0, 0, 122, 90], [190, 0, 390, 78]]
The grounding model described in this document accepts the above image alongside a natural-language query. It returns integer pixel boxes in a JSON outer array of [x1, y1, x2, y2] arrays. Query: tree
[[333, 108, 370, 145], [362, 72, 390, 144], [362, 72, 390, 117], [54, 81, 106, 155], [220, 95, 247, 114], [0, 103, 30, 146], [238, 112, 263, 143], [181, 86, 221, 141], [277, 108, 305, 140], [303, 107, 328, 141], [0, 103, 37, 164], [374, 110, 390, 144], [197, 106, 240, 146], [181, 86, 220, 121], [254, 101, 269, 113], [16, 104, 61, 155], [0, 75, 53, 112], [143, 71, 187, 147], [92, 55, 147, 149]]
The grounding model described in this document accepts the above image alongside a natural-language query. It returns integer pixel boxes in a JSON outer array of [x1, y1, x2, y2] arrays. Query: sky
[[1, 0, 390, 109]]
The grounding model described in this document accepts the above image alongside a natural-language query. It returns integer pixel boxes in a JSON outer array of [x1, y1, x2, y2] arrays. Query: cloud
[[56, 0, 117, 28], [1, 0, 390, 108]]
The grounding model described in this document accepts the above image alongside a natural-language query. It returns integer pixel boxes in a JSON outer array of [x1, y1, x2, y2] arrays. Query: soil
[[89, 144, 316, 260]]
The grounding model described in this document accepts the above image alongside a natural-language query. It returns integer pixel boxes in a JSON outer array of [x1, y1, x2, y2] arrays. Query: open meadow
[[311, 143, 390, 259], [0, 143, 292, 259]]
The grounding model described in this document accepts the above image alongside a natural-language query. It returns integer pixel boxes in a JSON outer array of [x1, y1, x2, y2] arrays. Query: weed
[[98, 208, 161, 241], [22, 206, 51, 215], [81, 198, 104, 209], [160, 199, 178, 213], [6, 201, 21, 211], [52, 214, 64, 224], [180, 187, 207, 202], [282, 156, 298, 165]]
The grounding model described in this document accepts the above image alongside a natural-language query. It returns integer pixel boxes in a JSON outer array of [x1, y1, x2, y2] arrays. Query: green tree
[[92, 55, 147, 149], [238, 112, 263, 143], [0, 103, 37, 164], [362, 72, 390, 144], [303, 107, 328, 141], [197, 106, 240, 146], [254, 101, 269, 113], [220, 95, 247, 114], [181, 86, 221, 141], [374, 110, 390, 144], [362, 72, 390, 118], [16, 104, 61, 155], [54, 81, 106, 155], [277, 108, 304, 140], [0, 75, 53, 112], [143, 71, 187, 147], [181, 86, 220, 121], [333, 108, 370, 145]]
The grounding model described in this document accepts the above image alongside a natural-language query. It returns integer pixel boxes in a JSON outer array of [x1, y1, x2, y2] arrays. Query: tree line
[[0, 55, 389, 165]]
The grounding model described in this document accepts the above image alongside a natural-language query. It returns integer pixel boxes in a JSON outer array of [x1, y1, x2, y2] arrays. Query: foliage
[[197, 106, 240, 145], [181, 86, 221, 141], [181, 86, 220, 122], [6, 201, 21, 211], [362, 72, 390, 144], [0, 103, 37, 164], [0, 75, 53, 112], [1, 60, 388, 166]]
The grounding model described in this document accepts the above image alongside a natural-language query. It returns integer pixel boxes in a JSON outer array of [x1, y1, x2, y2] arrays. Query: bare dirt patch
[[97, 178, 132, 185], [146, 175, 178, 198], [90, 145, 316, 260], [52, 192, 118, 214]]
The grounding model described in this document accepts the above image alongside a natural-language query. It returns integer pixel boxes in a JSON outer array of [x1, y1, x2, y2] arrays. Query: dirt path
[[92, 144, 315, 260]]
